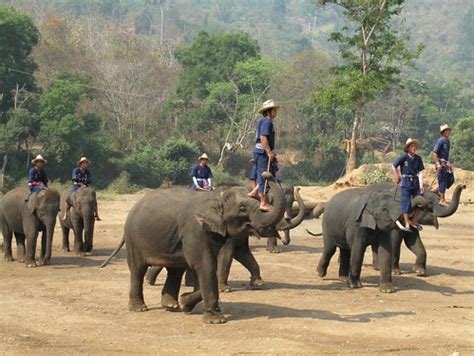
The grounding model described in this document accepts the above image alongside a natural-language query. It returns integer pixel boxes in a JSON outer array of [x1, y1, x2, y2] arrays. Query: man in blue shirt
[[28, 155, 49, 192], [249, 99, 279, 211], [433, 124, 454, 207], [191, 153, 213, 191], [392, 138, 425, 232], [63, 157, 101, 221]]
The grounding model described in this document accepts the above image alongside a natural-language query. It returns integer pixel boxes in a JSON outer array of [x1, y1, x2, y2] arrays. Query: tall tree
[[317, 0, 422, 172], [0, 6, 39, 116]]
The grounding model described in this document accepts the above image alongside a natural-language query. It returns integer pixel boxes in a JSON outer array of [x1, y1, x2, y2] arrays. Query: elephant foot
[[316, 266, 327, 278], [413, 266, 426, 277], [348, 279, 362, 289], [179, 292, 200, 313], [219, 284, 232, 293], [338, 275, 348, 282], [38, 259, 50, 266], [203, 309, 227, 324], [4, 255, 13, 262], [129, 301, 148, 312], [161, 294, 180, 310], [26, 260, 37, 268], [393, 268, 402, 276], [18, 258, 25, 263], [266, 245, 281, 254], [249, 276, 264, 288], [379, 282, 395, 293], [62, 247, 70, 252]]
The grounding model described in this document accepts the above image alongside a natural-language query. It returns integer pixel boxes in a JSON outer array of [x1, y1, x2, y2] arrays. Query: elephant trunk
[[252, 180, 286, 229], [433, 184, 466, 218], [44, 216, 56, 262], [277, 188, 305, 231], [282, 229, 290, 245], [83, 208, 95, 253]]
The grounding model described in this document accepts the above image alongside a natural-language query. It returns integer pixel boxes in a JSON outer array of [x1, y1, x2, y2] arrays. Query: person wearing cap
[[392, 138, 425, 232], [433, 124, 454, 206], [28, 155, 49, 193], [249, 99, 279, 211], [191, 153, 213, 191], [63, 157, 101, 221]]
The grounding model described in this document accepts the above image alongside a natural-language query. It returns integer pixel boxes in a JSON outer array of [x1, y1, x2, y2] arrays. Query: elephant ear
[[194, 197, 227, 237], [355, 193, 376, 230], [71, 192, 81, 215], [27, 192, 37, 214]]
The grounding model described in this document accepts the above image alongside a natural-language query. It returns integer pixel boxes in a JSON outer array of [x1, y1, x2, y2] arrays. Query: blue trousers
[[252, 152, 278, 194], [400, 186, 421, 214], [437, 168, 454, 193], [30, 184, 46, 193]]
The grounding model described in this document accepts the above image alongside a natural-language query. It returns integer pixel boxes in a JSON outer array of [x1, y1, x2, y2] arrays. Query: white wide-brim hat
[[258, 99, 280, 114], [31, 154, 47, 164], [404, 138, 421, 152], [77, 157, 91, 165], [198, 153, 209, 161], [440, 124, 451, 134]]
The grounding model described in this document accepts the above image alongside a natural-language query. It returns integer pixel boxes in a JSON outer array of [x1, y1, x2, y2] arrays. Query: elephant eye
[[239, 205, 247, 213]]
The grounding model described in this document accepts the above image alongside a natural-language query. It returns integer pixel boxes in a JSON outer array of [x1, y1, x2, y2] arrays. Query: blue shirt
[[72, 167, 91, 186], [254, 116, 275, 154], [433, 137, 450, 161], [28, 167, 48, 186], [191, 164, 213, 180], [393, 153, 425, 189]]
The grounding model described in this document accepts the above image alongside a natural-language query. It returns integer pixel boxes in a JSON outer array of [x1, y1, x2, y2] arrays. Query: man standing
[[251, 99, 279, 211], [191, 153, 213, 191], [433, 124, 454, 206]]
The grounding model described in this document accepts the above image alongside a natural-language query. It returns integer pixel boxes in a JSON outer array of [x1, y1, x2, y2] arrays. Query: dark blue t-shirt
[[393, 153, 425, 189], [191, 164, 213, 180], [433, 137, 450, 161], [28, 167, 49, 186], [254, 116, 275, 154], [72, 167, 91, 186]]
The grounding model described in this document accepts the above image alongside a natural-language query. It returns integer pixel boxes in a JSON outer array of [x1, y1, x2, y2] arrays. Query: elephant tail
[[99, 237, 125, 268], [305, 229, 323, 237]]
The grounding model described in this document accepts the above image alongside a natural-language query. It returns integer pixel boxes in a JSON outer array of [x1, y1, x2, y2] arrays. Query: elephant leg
[[194, 258, 226, 324], [161, 267, 184, 310], [316, 238, 337, 278], [184, 268, 195, 287], [391, 232, 403, 275], [179, 273, 202, 313], [73, 224, 84, 257], [266, 237, 281, 253], [39, 231, 47, 265], [348, 234, 365, 289], [128, 261, 148, 312], [146, 266, 163, 286], [2, 224, 13, 262], [25, 229, 39, 268], [217, 239, 235, 292], [378, 234, 394, 293], [61, 225, 70, 252], [371, 243, 379, 271], [338, 248, 350, 281], [404, 231, 427, 276], [233, 241, 263, 288], [14, 232, 26, 263]]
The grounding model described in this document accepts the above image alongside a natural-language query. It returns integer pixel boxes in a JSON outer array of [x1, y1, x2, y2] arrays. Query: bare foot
[[247, 192, 259, 199], [438, 201, 449, 207], [259, 204, 272, 212]]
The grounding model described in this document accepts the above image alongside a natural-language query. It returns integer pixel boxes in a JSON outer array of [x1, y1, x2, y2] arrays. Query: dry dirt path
[[0, 193, 473, 354]]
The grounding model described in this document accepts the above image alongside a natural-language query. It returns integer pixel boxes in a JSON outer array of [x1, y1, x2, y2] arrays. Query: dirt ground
[[0, 188, 473, 355]]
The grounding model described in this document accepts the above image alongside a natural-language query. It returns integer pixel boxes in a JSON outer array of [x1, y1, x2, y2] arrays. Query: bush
[[361, 168, 392, 185], [124, 138, 200, 188], [211, 164, 239, 186], [451, 116, 474, 170], [106, 171, 140, 194]]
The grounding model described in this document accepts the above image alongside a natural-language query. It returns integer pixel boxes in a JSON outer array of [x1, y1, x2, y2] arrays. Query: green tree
[[450, 115, 474, 171], [317, 0, 422, 172], [0, 6, 39, 115]]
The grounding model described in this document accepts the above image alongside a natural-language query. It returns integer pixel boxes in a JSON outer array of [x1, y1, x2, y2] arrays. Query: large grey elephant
[[100, 180, 286, 324], [370, 183, 466, 275], [315, 187, 428, 293], [1, 187, 60, 267], [145, 185, 305, 292], [59, 187, 98, 256]]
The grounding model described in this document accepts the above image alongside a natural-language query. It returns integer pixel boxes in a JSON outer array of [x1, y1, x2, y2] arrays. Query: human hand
[[420, 186, 425, 194], [394, 176, 401, 184], [268, 151, 275, 162]]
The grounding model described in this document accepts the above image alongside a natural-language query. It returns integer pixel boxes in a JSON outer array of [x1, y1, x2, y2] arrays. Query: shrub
[[211, 164, 239, 186], [107, 171, 140, 194], [361, 168, 392, 185]]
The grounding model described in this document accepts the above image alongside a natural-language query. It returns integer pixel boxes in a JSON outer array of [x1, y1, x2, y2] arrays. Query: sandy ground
[[0, 189, 473, 355]]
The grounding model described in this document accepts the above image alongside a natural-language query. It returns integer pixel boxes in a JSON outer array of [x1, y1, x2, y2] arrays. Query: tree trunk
[[346, 108, 362, 173], [0, 153, 8, 188]]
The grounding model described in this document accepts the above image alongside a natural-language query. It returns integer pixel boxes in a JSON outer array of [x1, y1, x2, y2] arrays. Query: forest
[[0, 0, 472, 190]]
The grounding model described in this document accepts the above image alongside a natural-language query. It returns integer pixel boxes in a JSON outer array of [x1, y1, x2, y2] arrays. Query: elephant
[[315, 186, 428, 293], [145, 185, 306, 292], [1, 187, 60, 267], [59, 187, 98, 256], [370, 183, 466, 276], [100, 180, 286, 324]]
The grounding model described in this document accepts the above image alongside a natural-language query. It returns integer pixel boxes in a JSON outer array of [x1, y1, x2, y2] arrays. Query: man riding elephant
[[191, 153, 213, 191], [25, 155, 49, 200]]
